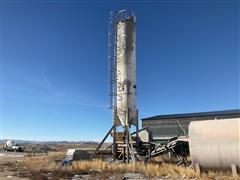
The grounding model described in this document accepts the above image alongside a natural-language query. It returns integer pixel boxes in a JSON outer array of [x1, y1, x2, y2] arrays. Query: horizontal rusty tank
[[189, 118, 240, 170]]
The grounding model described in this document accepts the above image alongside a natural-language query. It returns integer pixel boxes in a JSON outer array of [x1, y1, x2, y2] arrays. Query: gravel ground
[[0, 151, 29, 180]]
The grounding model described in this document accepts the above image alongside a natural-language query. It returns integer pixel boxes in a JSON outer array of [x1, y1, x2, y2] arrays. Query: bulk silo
[[109, 10, 138, 163], [115, 15, 137, 127], [95, 10, 138, 163]]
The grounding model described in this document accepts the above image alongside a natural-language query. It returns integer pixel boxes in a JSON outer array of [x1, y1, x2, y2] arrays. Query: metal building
[[142, 109, 240, 140]]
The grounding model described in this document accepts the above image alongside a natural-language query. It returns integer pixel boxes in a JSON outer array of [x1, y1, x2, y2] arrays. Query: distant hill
[[0, 139, 99, 145]]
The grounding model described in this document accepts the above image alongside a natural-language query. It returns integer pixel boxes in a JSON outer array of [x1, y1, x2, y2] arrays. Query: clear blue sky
[[1, 0, 239, 141]]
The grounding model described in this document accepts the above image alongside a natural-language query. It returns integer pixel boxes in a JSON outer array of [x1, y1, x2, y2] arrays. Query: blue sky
[[1, 0, 239, 141]]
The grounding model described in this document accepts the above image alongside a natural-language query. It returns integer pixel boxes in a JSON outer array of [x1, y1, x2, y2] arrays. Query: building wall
[[142, 114, 240, 139]]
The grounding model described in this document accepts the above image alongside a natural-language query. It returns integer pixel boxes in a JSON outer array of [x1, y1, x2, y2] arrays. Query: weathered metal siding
[[142, 119, 190, 138], [189, 118, 240, 170], [142, 114, 240, 139]]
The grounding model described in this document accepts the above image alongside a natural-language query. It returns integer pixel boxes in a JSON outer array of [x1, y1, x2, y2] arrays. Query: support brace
[[93, 125, 115, 158]]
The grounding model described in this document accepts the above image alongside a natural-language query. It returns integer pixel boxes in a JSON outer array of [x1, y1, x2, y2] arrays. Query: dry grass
[[202, 170, 239, 180], [21, 152, 239, 179], [23, 153, 197, 179], [23, 152, 65, 171], [71, 159, 197, 178]]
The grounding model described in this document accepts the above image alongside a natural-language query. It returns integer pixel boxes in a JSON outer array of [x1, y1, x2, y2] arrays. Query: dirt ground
[[0, 150, 146, 180], [0, 143, 238, 180], [0, 143, 120, 180], [0, 143, 99, 180], [0, 151, 29, 180]]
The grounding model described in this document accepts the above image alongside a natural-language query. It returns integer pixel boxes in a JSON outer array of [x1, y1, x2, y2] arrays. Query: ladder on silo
[[108, 11, 125, 125], [108, 10, 129, 110], [108, 11, 116, 109]]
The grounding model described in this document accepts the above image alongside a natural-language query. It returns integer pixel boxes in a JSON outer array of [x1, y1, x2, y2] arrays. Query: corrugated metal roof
[[142, 109, 240, 121]]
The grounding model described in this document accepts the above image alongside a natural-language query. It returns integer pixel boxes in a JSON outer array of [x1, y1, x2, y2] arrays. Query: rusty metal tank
[[189, 118, 240, 170]]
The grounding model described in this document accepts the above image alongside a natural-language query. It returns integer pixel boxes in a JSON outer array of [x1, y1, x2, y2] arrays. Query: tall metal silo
[[115, 12, 137, 127], [94, 10, 138, 163]]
